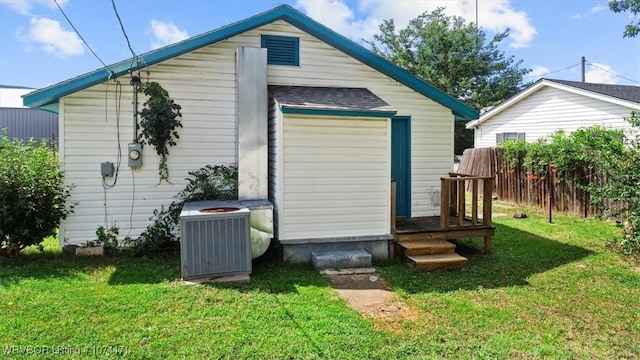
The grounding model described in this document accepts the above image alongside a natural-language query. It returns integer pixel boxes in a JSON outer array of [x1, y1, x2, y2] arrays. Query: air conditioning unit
[[180, 200, 251, 280]]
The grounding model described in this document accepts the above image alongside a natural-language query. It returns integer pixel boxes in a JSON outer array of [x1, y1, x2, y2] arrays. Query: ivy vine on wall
[[138, 81, 183, 183]]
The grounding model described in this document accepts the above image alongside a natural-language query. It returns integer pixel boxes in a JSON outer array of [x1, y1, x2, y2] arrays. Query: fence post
[[483, 177, 494, 252], [483, 177, 493, 227]]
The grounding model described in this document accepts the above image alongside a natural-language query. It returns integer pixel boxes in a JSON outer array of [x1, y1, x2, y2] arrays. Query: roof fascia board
[[24, 5, 478, 120], [281, 105, 396, 118]]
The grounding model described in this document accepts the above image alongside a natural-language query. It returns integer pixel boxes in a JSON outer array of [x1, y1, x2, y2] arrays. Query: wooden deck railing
[[440, 173, 494, 230]]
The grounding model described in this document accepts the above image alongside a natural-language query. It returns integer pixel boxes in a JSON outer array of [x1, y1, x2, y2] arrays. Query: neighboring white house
[[467, 78, 640, 148], [24, 5, 477, 262]]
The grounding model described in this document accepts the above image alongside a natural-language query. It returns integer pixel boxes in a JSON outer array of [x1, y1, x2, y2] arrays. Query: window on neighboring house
[[261, 35, 299, 66], [496, 132, 525, 144]]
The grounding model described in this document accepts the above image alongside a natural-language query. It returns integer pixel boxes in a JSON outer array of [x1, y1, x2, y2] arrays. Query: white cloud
[[18, 17, 84, 57], [296, 0, 379, 42], [0, 0, 68, 16], [585, 63, 619, 84], [572, 4, 606, 20], [297, 0, 537, 48], [150, 19, 189, 50]]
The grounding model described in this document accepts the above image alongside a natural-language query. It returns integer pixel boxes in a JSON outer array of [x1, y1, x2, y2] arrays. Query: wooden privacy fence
[[458, 148, 604, 217]]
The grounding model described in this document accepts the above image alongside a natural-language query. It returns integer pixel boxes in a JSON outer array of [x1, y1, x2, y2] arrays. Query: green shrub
[[586, 113, 640, 255], [499, 112, 640, 255], [130, 164, 237, 256], [0, 135, 75, 257], [87, 225, 121, 254]]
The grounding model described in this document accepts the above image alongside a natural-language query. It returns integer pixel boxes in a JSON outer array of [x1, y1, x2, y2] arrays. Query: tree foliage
[[588, 112, 640, 254], [0, 136, 75, 257], [368, 8, 530, 153], [609, 0, 640, 37]]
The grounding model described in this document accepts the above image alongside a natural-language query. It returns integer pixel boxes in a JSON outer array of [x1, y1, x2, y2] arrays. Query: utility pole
[[475, 0, 478, 30], [581, 56, 586, 82]]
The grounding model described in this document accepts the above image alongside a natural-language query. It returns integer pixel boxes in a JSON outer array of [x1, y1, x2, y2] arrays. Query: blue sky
[[0, 0, 639, 91]]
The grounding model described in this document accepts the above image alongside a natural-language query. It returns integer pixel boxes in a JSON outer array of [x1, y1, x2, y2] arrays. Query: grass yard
[[1, 200, 639, 359]]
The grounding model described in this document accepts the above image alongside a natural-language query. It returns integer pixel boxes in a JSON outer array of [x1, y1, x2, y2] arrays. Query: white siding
[[475, 86, 635, 148], [60, 47, 238, 245], [60, 20, 454, 244], [281, 115, 389, 240]]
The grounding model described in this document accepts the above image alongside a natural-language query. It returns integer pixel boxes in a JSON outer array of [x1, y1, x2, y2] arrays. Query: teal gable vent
[[261, 35, 299, 66]]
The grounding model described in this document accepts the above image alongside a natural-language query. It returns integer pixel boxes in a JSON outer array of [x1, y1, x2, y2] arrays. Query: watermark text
[[3, 345, 130, 356]]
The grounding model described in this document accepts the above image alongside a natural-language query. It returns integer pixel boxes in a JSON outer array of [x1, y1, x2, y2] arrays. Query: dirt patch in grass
[[324, 271, 423, 332]]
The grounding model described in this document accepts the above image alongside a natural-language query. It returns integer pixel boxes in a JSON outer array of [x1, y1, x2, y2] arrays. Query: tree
[[368, 8, 530, 153], [609, 0, 640, 37]]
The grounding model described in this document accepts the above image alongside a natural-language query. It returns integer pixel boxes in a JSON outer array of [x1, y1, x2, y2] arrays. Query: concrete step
[[397, 240, 457, 256], [312, 250, 372, 270], [406, 253, 468, 271]]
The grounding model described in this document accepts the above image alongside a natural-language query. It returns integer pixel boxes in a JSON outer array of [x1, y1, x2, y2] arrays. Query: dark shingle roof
[[269, 85, 396, 112], [547, 79, 640, 104]]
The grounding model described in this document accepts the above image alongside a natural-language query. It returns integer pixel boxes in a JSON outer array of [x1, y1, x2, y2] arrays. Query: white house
[[467, 78, 640, 148], [23, 5, 477, 262]]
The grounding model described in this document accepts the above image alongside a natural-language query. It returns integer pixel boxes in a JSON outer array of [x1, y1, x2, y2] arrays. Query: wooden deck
[[391, 173, 496, 271], [397, 215, 481, 233], [395, 215, 495, 252]]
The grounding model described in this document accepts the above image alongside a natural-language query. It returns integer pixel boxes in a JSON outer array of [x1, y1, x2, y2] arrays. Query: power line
[[110, 0, 138, 63], [52, 0, 114, 77], [587, 62, 640, 85], [524, 60, 640, 85], [523, 63, 582, 81]]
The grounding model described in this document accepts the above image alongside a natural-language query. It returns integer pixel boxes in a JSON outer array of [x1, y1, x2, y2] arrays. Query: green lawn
[[1, 200, 639, 359]]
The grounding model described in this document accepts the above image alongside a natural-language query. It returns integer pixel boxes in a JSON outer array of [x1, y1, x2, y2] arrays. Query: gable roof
[[467, 78, 640, 129], [23, 5, 477, 121], [548, 79, 640, 104], [269, 85, 396, 117]]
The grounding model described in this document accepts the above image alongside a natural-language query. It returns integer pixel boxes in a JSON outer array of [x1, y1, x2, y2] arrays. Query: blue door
[[391, 116, 411, 217]]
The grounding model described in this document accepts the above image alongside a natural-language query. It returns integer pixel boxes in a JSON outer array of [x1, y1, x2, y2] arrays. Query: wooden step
[[397, 240, 456, 256], [406, 253, 468, 271]]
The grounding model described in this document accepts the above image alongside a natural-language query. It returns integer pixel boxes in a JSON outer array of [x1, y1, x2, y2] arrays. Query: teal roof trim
[[281, 106, 396, 118], [23, 5, 478, 120]]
